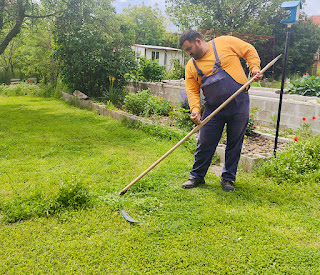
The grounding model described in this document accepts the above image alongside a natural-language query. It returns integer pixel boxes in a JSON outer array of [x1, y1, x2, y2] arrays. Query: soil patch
[[240, 132, 287, 155]]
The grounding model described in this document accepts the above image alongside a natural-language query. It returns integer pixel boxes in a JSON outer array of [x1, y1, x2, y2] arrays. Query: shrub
[[164, 58, 185, 80], [136, 57, 165, 82], [256, 137, 320, 183], [124, 89, 171, 117], [288, 73, 320, 97]]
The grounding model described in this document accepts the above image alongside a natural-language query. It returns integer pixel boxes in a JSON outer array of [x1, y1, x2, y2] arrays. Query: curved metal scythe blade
[[120, 209, 141, 223]]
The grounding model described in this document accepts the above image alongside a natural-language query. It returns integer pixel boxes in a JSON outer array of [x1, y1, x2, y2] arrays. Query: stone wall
[[127, 81, 320, 134]]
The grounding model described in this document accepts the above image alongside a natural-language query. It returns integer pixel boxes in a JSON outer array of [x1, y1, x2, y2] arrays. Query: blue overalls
[[189, 39, 250, 182]]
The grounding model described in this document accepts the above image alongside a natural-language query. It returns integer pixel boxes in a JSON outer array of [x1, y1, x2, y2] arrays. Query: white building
[[132, 44, 186, 70]]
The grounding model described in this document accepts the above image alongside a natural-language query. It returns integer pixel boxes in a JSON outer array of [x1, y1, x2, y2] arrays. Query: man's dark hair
[[179, 30, 204, 47]]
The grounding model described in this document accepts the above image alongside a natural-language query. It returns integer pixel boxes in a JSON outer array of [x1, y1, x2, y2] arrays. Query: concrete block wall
[[127, 81, 186, 104], [128, 81, 320, 134], [249, 87, 320, 134]]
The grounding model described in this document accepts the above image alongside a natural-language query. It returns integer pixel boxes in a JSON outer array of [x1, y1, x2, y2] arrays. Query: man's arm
[[185, 63, 202, 124]]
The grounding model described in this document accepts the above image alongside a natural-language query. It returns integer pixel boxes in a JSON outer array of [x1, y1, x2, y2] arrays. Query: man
[[180, 30, 262, 191]]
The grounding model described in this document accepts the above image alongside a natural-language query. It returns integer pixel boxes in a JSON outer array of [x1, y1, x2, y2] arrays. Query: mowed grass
[[0, 95, 319, 274]]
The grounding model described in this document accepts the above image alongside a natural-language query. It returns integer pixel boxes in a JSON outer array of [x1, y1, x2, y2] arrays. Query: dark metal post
[[274, 24, 291, 157]]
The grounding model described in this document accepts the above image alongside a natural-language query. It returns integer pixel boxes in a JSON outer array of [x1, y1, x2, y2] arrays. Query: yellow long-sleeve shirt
[[185, 36, 261, 112]]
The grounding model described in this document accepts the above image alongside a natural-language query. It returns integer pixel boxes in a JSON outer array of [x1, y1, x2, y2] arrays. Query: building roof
[[310, 15, 320, 26], [133, 44, 182, 52]]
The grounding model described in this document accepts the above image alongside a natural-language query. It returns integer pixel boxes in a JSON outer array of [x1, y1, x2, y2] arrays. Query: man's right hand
[[190, 110, 201, 125]]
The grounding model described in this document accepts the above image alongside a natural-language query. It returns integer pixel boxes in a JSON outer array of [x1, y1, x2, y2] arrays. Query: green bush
[[164, 58, 185, 80], [135, 57, 165, 82], [124, 89, 171, 117], [288, 73, 320, 97], [256, 137, 320, 183]]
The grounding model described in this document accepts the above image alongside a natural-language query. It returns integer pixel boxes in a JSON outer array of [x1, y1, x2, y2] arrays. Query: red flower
[[312, 116, 316, 120], [302, 117, 306, 121], [294, 137, 298, 142], [303, 73, 306, 76], [254, 125, 256, 129], [306, 70, 309, 73], [297, 71, 300, 73]]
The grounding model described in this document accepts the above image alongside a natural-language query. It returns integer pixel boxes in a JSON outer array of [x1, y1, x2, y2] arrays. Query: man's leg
[[189, 112, 225, 181], [222, 112, 249, 182]]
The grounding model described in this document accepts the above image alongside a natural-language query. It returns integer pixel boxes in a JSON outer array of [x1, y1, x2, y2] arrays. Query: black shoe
[[220, 179, 235, 192], [182, 179, 205, 189]]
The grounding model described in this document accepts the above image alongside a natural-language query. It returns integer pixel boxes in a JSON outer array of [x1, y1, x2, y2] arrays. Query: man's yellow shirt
[[185, 35, 261, 113]]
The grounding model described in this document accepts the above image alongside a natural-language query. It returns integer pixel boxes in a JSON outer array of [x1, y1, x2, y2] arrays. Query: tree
[[166, 0, 289, 34], [53, 0, 137, 99], [272, 18, 320, 77], [0, 0, 55, 55], [166, 0, 320, 78], [16, 20, 60, 87], [122, 4, 167, 46]]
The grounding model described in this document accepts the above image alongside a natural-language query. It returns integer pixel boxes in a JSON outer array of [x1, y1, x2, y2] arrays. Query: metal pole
[[274, 24, 292, 157]]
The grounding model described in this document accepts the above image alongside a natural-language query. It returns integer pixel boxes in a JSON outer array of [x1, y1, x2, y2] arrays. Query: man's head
[[180, 30, 208, 60]]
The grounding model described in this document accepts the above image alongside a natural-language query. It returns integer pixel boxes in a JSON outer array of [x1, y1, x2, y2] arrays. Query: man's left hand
[[252, 69, 263, 81]]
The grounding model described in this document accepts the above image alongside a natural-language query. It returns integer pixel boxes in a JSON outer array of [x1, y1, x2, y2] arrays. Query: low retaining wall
[[127, 81, 320, 134], [61, 91, 152, 125]]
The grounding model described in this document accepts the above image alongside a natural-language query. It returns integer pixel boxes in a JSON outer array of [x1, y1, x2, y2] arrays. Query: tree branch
[[0, 0, 25, 55], [25, 12, 57, 19]]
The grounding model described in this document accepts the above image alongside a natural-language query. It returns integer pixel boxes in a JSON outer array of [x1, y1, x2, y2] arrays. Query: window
[[152, 51, 160, 61]]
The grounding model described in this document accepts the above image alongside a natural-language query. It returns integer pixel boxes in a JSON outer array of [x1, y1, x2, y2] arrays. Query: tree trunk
[[0, 0, 25, 55]]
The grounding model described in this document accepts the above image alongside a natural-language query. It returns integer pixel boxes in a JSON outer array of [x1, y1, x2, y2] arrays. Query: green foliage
[[124, 89, 171, 117], [170, 107, 195, 131], [0, 83, 42, 96], [121, 5, 167, 45], [268, 17, 320, 79], [166, 0, 320, 80], [1, 181, 92, 224], [287, 73, 320, 97], [256, 137, 320, 183], [103, 76, 127, 106], [53, 0, 137, 98], [0, 83, 61, 98], [166, 0, 285, 32], [246, 107, 260, 136], [164, 58, 185, 80], [133, 57, 165, 82]]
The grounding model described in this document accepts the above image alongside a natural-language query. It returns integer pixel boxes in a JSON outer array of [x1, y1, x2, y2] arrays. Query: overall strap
[[211, 39, 222, 73], [192, 58, 204, 81]]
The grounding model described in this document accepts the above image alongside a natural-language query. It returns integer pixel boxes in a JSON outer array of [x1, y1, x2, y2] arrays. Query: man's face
[[182, 38, 204, 60]]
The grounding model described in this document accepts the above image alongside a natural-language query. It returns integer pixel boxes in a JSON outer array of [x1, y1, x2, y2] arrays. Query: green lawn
[[0, 95, 319, 274]]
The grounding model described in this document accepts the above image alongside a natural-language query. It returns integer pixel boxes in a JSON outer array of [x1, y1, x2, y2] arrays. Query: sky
[[112, 0, 320, 31]]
